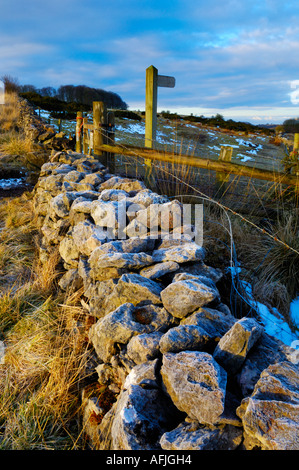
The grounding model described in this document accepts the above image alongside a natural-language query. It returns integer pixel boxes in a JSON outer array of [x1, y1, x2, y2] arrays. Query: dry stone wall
[[33, 149, 299, 451]]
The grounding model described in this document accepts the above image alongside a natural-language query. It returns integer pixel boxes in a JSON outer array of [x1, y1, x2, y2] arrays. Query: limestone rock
[[88, 303, 150, 362], [159, 324, 212, 354], [128, 189, 169, 207], [89, 251, 153, 270], [50, 192, 76, 218], [39, 173, 64, 194], [237, 361, 299, 450], [58, 268, 83, 292], [125, 217, 149, 238], [62, 169, 85, 183], [152, 242, 204, 264], [180, 307, 236, 343], [99, 188, 130, 201], [81, 172, 103, 187], [159, 200, 184, 231], [236, 332, 292, 396], [139, 261, 180, 280], [111, 384, 182, 450], [70, 198, 93, 215], [72, 220, 108, 256], [41, 216, 70, 245], [161, 351, 227, 425], [213, 317, 264, 374], [99, 176, 146, 193], [175, 262, 223, 283], [90, 199, 126, 233], [127, 332, 163, 364], [123, 359, 160, 389], [59, 234, 80, 267], [161, 279, 219, 318], [113, 273, 163, 306], [160, 420, 243, 450]]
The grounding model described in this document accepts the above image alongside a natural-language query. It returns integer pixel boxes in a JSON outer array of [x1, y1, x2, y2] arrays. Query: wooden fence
[[75, 101, 299, 192]]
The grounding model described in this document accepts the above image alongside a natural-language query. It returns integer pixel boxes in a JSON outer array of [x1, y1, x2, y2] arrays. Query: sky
[[1, 0, 299, 123]]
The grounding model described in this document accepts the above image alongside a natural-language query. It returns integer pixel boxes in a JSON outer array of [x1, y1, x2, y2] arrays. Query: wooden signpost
[[145, 65, 175, 149], [145, 65, 175, 187]]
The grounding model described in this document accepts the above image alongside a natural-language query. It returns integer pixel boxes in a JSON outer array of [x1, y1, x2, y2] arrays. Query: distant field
[[39, 110, 289, 214], [42, 110, 286, 171]]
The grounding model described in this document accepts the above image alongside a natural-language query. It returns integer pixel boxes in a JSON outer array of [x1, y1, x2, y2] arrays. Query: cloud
[[1, 0, 299, 122]]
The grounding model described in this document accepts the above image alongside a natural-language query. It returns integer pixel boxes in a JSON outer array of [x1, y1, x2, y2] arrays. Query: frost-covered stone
[[90, 199, 126, 231], [237, 361, 299, 450], [213, 317, 264, 374], [123, 359, 160, 389], [159, 324, 212, 354], [160, 420, 243, 450], [72, 220, 108, 256], [114, 273, 162, 305], [59, 234, 80, 267], [50, 192, 76, 218], [99, 176, 146, 193], [88, 303, 150, 362], [139, 261, 180, 279], [181, 307, 236, 344], [161, 351, 227, 425], [111, 384, 182, 450], [236, 332, 292, 397], [152, 242, 204, 264], [161, 278, 219, 318], [127, 332, 163, 364], [89, 251, 153, 270]]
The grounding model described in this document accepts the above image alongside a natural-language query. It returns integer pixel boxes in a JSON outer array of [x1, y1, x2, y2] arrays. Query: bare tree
[[1, 75, 20, 94]]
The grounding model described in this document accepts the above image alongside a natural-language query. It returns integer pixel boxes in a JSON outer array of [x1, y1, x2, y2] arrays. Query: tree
[[283, 118, 299, 133], [1, 75, 20, 94]]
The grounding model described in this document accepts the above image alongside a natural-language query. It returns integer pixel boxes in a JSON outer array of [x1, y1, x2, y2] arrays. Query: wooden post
[[144, 66, 158, 188], [76, 111, 83, 153], [145, 65, 158, 149], [93, 101, 108, 166], [294, 133, 299, 151], [215, 146, 233, 194], [89, 131, 94, 156], [83, 117, 89, 154], [107, 111, 115, 173]]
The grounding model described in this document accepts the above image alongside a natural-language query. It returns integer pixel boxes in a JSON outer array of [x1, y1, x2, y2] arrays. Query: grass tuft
[[0, 194, 91, 450]]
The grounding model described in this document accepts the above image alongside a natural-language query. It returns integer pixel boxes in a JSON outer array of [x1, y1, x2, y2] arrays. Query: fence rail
[[75, 102, 299, 191]]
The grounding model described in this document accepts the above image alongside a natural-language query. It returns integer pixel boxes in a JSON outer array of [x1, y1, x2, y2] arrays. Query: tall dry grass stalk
[[0, 134, 34, 157], [0, 92, 20, 133], [0, 194, 91, 450]]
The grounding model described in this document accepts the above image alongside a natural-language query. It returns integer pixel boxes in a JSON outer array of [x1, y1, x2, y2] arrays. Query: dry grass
[[0, 93, 20, 133], [0, 194, 91, 450], [0, 134, 34, 157]]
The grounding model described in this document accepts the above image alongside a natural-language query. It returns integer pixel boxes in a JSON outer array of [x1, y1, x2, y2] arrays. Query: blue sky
[[1, 0, 299, 123]]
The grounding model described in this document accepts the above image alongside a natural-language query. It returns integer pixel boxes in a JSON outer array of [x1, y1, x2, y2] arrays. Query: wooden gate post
[[215, 146, 233, 195], [83, 117, 89, 154], [93, 101, 108, 166], [76, 111, 83, 153], [294, 133, 299, 151], [107, 111, 115, 173]]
